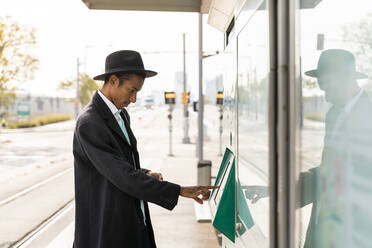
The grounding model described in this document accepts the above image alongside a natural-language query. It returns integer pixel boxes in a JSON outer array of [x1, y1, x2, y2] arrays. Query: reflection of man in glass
[[301, 49, 372, 247]]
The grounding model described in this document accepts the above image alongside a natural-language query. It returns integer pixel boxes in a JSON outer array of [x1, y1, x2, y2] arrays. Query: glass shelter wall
[[236, 2, 270, 247], [294, 1, 372, 247]]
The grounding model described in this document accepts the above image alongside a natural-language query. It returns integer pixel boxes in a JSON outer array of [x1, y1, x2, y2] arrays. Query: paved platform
[[46, 106, 223, 248]]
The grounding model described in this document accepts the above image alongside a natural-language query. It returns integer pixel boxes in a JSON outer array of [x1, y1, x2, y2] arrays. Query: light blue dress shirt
[[97, 90, 147, 224]]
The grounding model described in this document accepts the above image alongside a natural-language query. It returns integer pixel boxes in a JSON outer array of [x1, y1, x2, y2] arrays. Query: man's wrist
[[179, 187, 188, 197], [179, 187, 184, 196]]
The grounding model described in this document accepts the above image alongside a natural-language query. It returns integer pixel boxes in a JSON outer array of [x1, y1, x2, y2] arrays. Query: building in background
[[205, 74, 223, 104], [0, 92, 75, 120]]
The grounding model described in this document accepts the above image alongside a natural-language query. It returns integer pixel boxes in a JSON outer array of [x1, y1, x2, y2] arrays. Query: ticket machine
[[209, 148, 255, 244]]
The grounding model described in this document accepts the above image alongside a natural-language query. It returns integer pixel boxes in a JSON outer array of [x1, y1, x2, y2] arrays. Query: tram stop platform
[[46, 106, 222, 248]]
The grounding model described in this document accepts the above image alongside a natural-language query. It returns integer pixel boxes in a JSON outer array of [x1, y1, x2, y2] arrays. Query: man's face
[[109, 74, 144, 109], [317, 73, 349, 105]]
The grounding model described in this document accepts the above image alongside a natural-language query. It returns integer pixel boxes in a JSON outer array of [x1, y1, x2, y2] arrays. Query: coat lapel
[[92, 91, 132, 149], [121, 109, 137, 150], [108, 116, 133, 148]]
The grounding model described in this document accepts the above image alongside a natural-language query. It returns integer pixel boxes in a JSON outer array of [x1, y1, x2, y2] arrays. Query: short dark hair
[[104, 72, 145, 86]]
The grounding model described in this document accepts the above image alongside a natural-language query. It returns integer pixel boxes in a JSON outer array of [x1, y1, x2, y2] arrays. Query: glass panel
[[295, 1, 372, 247], [236, 1, 269, 246], [222, 44, 237, 152]]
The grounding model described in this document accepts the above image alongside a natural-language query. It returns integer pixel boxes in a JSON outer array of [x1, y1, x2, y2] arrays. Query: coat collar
[[121, 109, 137, 148], [97, 89, 121, 116], [92, 91, 134, 149]]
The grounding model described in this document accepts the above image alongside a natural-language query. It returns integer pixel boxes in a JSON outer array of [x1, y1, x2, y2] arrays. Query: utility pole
[[168, 104, 174, 156], [182, 33, 190, 144], [216, 91, 224, 156], [164, 92, 176, 157], [196, 15, 220, 186], [196, 13, 212, 187], [197, 13, 204, 162]]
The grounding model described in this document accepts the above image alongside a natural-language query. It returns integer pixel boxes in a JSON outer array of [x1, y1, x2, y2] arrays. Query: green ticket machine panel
[[210, 148, 254, 244]]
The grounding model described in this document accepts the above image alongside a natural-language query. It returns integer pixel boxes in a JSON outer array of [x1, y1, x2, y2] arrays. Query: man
[[300, 49, 372, 247], [73, 50, 216, 248], [243, 49, 372, 247]]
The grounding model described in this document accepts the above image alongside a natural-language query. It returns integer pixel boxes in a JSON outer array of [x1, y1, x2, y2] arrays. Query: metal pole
[[268, 0, 279, 246], [169, 115, 172, 156], [168, 105, 174, 156], [182, 33, 190, 144], [219, 106, 223, 156], [195, 14, 211, 221], [198, 13, 204, 161]]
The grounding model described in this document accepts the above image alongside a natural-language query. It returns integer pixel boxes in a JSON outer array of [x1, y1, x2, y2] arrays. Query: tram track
[[14, 200, 75, 248], [0, 168, 73, 208], [0, 161, 74, 248]]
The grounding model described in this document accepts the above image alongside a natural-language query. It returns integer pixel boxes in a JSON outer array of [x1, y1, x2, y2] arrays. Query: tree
[[342, 13, 372, 94], [0, 16, 39, 108], [58, 73, 102, 106]]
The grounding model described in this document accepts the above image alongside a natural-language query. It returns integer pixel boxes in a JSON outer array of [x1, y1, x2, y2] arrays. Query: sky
[[1, 0, 371, 99], [299, 0, 372, 96], [0, 0, 223, 98], [300, 0, 372, 69]]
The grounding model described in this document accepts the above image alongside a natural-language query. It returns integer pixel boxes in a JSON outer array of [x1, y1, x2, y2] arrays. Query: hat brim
[[304, 69, 318, 78], [93, 68, 157, 81], [304, 69, 368, 79]]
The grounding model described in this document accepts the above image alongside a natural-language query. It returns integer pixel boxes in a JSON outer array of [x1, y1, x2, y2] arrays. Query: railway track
[[0, 161, 74, 248], [0, 168, 73, 208]]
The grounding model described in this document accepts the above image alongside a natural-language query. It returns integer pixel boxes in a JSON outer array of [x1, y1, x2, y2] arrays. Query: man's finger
[[201, 192, 210, 200], [193, 196, 203, 204], [196, 189, 211, 200], [200, 186, 219, 190], [195, 190, 203, 197]]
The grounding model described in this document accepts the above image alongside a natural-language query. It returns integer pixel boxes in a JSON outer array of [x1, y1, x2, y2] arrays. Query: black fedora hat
[[305, 49, 367, 79], [93, 50, 157, 81]]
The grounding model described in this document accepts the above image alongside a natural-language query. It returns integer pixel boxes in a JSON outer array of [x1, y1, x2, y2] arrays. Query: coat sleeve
[[296, 167, 320, 208], [76, 120, 180, 210]]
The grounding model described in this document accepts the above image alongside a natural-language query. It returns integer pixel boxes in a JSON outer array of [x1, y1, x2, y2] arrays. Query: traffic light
[[164, 91, 176, 104], [216, 91, 223, 105], [181, 91, 190, 105]]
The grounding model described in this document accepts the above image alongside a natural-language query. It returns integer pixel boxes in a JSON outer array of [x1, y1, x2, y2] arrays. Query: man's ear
[[109, 75, 118, 87]]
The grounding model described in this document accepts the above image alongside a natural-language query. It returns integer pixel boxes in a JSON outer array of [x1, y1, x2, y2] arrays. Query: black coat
[[73, 91, 180, 248]]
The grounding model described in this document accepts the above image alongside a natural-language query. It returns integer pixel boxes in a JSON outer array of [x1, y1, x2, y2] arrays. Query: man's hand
[[146, 171, 163, 181], [180, 186, 219, 204], [243, 185, 268, 204]]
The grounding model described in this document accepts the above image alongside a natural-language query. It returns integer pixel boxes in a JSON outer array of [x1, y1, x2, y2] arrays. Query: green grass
[[7, 114, 73, 129]]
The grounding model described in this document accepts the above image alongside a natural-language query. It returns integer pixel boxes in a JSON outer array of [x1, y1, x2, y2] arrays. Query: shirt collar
[[97, 90, 121, 116], [344, 89, 364, 114]]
